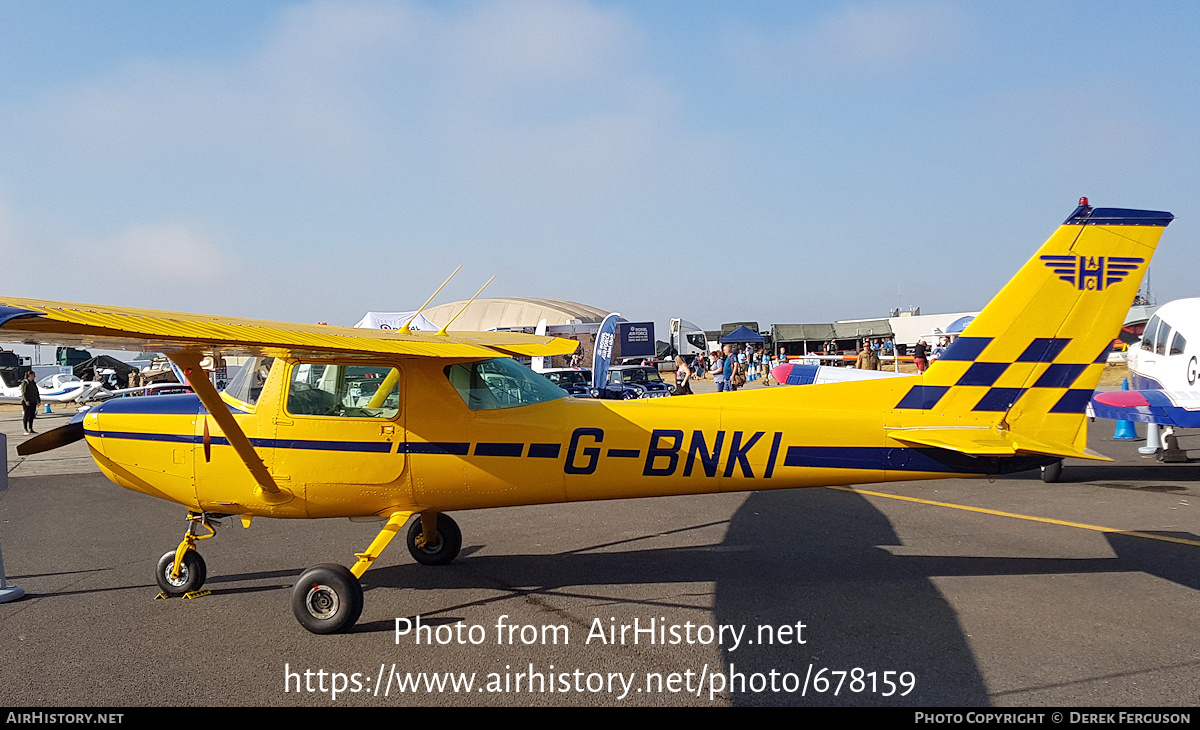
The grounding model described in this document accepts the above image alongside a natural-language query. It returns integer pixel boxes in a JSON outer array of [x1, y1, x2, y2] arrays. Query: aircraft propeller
[[18, 421, 85, 456]]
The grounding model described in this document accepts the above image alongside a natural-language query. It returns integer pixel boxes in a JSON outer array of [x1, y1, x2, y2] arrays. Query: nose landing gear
[[154, 512, 215, 599]]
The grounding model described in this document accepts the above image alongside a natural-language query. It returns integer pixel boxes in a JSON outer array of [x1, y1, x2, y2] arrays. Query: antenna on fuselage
[[400, 265, 462, 335], [436, 276, 496, 336]]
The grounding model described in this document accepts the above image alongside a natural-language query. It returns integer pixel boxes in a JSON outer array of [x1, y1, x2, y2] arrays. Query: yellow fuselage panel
[[83, 357, 961, 519]]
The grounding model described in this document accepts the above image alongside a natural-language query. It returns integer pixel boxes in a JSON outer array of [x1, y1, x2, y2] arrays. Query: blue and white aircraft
[[1091, 297, 1200, 459]]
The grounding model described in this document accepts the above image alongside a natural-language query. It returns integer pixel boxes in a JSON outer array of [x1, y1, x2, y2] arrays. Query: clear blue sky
[[0, 1, 1196, 333]]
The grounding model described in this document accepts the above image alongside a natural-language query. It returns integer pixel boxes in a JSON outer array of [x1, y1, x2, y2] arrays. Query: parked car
[[539, 368, 592, 397], [600, 365, 674, 399], [539, 365, 674, 399]]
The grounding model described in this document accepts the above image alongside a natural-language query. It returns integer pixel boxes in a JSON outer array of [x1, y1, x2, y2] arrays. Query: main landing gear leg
[[154, 512, 213, 598], [291, 510, 412, 635]]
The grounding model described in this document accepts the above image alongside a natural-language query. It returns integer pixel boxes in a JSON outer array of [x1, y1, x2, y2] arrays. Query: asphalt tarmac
[[0, 404, 1197, 707]]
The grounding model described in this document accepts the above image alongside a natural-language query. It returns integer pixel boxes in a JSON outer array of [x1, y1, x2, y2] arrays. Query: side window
[[286, 363, 399, 419], [1156, 322, 1171, 356], [1141, 316, 1160, 352], [1171, 331, 1187, 356]]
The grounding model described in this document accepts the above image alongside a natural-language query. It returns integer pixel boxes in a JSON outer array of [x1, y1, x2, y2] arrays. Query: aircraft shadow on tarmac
[[355, 488, 1200, 707], [8, 472, 1199, 706], [1005, 462, 1200, 487], [1056, 463, 1200, 488]]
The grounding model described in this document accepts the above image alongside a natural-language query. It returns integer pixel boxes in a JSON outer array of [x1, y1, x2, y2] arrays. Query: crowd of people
[[679, 343, 785, 393], [675, 334, 956, 388]]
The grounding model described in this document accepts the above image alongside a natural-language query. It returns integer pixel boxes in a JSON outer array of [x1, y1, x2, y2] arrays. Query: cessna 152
[[10, 199, 1172, 633]]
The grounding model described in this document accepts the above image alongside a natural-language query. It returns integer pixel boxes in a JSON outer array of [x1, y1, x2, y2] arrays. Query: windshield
[[1141, 316, 1161, 352], [446, 358, 567, 410], [38, 374, 80, 388], [612, 368, 662, 384], [223, 357, 275, 405]]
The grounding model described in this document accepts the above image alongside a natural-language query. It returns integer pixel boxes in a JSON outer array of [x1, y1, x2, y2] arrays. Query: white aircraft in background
[[0, 372, 107, 404], [1091, 297, 1200, 460]]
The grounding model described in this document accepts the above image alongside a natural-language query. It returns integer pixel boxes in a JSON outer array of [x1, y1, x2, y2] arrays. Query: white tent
[[353, 311, 438, 331]]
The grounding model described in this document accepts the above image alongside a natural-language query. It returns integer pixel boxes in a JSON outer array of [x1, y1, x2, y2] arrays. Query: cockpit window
[[223, 357, 275, 406], [445, 358, 566, 411], [1155, 323, 1171, 356], [1171, 330, 1187, 356], [1141, 316, 1161, 352]]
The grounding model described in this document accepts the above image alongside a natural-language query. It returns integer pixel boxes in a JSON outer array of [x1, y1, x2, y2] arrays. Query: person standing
[[931, 337, 948, 362], [855, 343, 879, 370], [21, 370, 40, 435], [710, 350, 727, 392], [673, 356, 693, 395], [723, 344, 737, 391], [913, 340, 929, 374]]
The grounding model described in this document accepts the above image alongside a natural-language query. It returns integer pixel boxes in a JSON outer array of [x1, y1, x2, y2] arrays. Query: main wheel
[[407, 513, 462, 566], [1041, 460, 1064, 483], [291, 564, 364, 634], [155, 550, 207, 595]]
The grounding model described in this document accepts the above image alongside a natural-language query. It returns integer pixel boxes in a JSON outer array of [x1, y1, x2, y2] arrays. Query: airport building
[[417, 298, 609, 330]]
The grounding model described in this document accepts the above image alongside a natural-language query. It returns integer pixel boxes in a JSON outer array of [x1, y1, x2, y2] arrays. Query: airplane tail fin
[[898, 201, 1172, 459]]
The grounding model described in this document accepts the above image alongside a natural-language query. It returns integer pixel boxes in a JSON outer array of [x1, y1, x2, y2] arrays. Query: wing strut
[[169, 352, 287, 502]]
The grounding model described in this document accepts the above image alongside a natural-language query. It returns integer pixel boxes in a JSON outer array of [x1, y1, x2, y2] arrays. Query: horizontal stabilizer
[[886, 428, 1112, 462]]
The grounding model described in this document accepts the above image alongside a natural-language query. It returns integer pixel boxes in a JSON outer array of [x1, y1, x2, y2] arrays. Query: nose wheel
[[156, 550, 207, 595], [155, 512, 215, 598]]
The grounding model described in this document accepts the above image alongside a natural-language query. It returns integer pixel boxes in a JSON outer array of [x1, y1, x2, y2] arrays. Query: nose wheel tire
[[292, 564, 364, 634], [155, 550, 207, 595], [407, 513, 462, 566]]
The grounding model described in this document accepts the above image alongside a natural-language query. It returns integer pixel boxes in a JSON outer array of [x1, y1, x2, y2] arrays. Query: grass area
[[1096, 362, 1129, 387]]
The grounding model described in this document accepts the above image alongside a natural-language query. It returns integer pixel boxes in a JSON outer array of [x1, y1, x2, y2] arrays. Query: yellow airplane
[[10, 199, 1173, 633]]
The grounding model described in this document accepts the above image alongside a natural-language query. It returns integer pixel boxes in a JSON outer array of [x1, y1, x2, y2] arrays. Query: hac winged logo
[[1039, 255, 1144, 291]]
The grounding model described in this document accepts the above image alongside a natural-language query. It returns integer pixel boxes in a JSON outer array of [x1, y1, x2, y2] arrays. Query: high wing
[[0, 295, 579, 360], [1091, 389, 1200, 428]]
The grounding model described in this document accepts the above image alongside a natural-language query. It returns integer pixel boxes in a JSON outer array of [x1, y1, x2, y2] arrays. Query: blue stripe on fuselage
[[783, 445, 1052, 475], [85, 429, 393, 453]]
